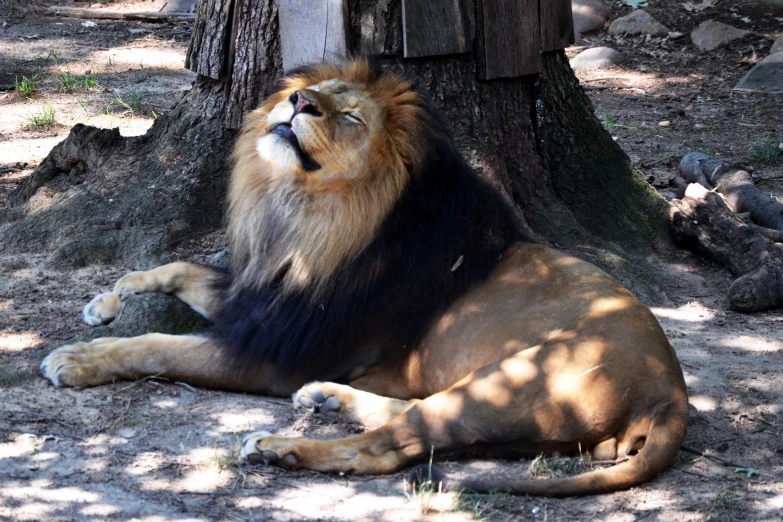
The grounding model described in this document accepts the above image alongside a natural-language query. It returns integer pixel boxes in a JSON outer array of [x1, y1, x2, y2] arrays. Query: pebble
[[608, 9, 670, 37], [570, 46, 623, 70], [690, 20, 749, 52], [572, 0, 613, 39], [658, 121, 672, 127]]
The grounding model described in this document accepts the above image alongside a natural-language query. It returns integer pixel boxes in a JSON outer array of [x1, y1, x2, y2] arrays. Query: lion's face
[[257, 79, 385, 187], [229, 61, 431, 291]]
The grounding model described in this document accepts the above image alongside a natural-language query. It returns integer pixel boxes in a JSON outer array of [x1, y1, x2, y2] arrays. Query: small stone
[[734, 52, 783, 94], [117, 427, 137, 438], [658, 121, 671, 127], [668, 32, 685, 40], [771, 36, 783, 55], [608, 10, 670, 37], [570, 46, 623, 70], [691, 20, 749, 52], [572, 0, 613, 39]]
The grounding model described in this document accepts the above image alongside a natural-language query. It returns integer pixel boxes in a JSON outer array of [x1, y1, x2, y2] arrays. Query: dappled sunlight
[[88, 47, 188, 71], [651, 302, 716, 323], [207, 408, 281, 436], [0, 484, 102, 520], [689, 395, 717, 412], [0, 330, 40, 352], [588, 296, 632, 318], [716, 334, 782, 353]]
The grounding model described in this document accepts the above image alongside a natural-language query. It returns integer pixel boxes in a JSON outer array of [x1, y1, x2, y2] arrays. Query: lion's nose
[[290, 90, 321, 116]]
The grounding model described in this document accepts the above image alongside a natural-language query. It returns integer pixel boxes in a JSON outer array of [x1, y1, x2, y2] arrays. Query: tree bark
[[2, 0, 671, 273]]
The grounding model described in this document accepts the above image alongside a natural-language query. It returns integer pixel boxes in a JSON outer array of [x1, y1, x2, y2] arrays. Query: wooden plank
[[476, 0, 540, 79], [184, 0, 232, 79], [402, 0, 473, 58], [278, 0, 348, 72], [540, 0, 575, 52]]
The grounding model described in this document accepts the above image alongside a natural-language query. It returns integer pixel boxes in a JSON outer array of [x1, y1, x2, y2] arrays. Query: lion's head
[[229, 60, 433, 293], [219, 60, 523, 374]]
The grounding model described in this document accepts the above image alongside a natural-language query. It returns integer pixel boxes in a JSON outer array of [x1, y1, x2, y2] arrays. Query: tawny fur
[[41, 60, 688, 497], [228, 61, 427, 293]]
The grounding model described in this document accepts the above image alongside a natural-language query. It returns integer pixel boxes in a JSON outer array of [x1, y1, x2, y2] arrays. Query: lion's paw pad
[[240, 431, 299, 468], [82, 292, 120, 326], [294, 389, 342, 414]]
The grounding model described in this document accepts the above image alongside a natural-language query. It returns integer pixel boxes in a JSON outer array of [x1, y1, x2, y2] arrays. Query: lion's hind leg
[[292, 381, 420, 427], [82, 262, 222, 325]]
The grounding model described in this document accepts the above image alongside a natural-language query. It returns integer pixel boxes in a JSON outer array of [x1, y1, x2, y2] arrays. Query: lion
[[41, 59, 688, 496]]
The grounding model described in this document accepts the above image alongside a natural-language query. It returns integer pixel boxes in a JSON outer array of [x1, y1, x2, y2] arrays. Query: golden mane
[[228, 60, 432, 294]]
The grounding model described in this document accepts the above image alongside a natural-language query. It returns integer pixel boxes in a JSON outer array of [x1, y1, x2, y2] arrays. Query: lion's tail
[[418, 400, 688, 497]]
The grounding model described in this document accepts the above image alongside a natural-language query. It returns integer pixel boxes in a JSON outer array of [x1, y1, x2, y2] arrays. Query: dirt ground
[[1, 1, 782, 521]]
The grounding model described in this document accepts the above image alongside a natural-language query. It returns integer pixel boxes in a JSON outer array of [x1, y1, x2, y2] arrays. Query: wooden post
[[278, 0, 348, 72], [540, 0, 575, 52], [401, 0, 474, 58], [476, 0, 540, 80]]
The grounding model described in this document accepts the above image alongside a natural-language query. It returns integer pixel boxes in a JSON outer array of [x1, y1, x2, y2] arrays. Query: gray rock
[[734, 52, 783, 94], [691, 20, 749, 52], [771, 36, 783, 55], [570, 46, 623, 70], [608, 9, 670, 37], [572, 0, 613, 39], [152, 0, 198, 13]]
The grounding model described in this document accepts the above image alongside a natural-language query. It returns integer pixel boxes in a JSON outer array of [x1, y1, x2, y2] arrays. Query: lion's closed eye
[[342, 111, 365, 126]]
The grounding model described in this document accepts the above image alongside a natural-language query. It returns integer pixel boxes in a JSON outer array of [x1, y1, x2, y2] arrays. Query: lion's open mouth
[[270, 124, 321, 172]]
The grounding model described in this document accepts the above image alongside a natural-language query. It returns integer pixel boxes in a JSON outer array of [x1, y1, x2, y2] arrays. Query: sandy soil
[[1, 1, 782, 521]]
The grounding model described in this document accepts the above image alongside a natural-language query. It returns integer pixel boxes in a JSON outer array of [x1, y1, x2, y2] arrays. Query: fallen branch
[[670, 184, 783, 312], [749, 223, 783, 243], [46, 6, 195, 23], [680, 152, 783, 231]]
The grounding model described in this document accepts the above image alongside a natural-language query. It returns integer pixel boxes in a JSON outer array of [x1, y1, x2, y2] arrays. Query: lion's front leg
[[82, 262, 222, 325], [40, 334, 300, 394]]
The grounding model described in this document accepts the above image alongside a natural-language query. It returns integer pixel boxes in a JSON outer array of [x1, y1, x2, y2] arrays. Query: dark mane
[[211, 82, 529, 380]]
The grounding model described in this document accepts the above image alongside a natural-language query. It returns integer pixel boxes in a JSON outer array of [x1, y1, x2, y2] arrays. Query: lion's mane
[[212, 61, 528, 379]]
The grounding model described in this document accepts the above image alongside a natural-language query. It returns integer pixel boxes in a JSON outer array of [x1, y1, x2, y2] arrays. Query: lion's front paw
[[292, 381, 345, 415], [82, 292, 121, 326], [240, 431, 300, 469], [40, 339, 121, 388], [114, 271, 151, 300]]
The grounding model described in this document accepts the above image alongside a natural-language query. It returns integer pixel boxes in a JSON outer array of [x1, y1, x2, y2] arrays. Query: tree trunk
[[2, 0, 671, 274]]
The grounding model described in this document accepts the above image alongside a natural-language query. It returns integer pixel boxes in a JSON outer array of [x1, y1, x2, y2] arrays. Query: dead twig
[[0, 426, 86, 441], [46, 6, 195, 22], [697, 437, 739, 451], [15, 412, 77, 431], [674, 466, 715, 479], [681, 445, 775, 478]]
